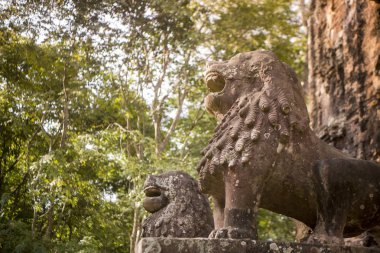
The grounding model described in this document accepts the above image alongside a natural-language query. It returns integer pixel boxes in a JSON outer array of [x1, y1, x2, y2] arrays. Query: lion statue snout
[[142, 176, 169, 213]]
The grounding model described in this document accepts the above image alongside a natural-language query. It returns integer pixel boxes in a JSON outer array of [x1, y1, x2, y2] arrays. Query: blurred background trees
[[0, 0, 310, 252]]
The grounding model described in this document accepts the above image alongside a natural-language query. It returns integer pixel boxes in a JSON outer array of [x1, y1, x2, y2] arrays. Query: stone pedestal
[[137, 238, 380, 253]]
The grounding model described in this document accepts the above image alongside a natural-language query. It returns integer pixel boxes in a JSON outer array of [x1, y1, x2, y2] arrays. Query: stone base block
[[137, 238, 380, 253]]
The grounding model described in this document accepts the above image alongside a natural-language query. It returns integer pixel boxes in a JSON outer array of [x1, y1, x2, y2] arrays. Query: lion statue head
[[198, 51, 310, 190], [141, 171, 214, 238], [204, 50, 309, 123]]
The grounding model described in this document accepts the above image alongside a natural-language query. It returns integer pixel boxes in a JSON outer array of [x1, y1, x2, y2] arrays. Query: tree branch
[[156, 88, 188, 156]]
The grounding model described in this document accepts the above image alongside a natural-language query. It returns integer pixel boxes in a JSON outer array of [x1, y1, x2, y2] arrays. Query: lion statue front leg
[[209, 159, 274, 239], [209, 172, 259, 239]]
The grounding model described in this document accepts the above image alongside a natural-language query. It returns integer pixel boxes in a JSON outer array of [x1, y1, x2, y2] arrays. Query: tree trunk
[[60, 64, 69, 148], [306, 0, 380, 162], [130, 204, 141, 253], [43, 204, 54, 241]]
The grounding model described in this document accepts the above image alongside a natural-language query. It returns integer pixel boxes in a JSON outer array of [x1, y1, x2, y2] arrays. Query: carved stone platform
[[137, 238, 380, 253]]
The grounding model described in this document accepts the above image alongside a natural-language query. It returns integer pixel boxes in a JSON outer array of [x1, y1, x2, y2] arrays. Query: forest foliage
[[0, 0, 305, 252]]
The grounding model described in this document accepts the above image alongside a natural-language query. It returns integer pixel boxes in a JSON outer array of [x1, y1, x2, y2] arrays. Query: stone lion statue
[[197, 50, 380, 244], [141, 171, 214, 238]]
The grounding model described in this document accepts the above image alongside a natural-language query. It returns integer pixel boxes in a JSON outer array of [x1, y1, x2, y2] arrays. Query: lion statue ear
[[280, 61, 310, 128], [197, 54, 310, 173]]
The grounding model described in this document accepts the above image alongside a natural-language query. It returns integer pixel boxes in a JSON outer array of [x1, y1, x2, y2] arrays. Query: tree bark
[[306, 0, 380, 162]]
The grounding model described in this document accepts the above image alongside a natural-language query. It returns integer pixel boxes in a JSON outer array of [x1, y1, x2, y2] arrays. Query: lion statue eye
[[205, 71, 225, 92]]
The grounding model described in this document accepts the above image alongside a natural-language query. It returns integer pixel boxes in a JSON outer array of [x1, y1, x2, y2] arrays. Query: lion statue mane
[[141, 171, 214, 238], [197, 51, 380, 244]]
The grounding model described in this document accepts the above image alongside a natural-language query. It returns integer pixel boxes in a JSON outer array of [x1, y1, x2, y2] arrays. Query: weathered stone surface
[[306, 0, 380, 162], [141, 171, 214, 238], [136, 238, 380, 253], [197, 50, 380, 243]]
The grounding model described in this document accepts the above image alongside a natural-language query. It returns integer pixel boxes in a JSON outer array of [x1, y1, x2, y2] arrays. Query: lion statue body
[[141, 171, 214, 238], [197, 51, 380, 244]]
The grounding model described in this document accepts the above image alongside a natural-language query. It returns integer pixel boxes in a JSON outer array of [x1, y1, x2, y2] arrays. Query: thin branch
[[158, 89, 188, 155], [180, 107, 206, 159]]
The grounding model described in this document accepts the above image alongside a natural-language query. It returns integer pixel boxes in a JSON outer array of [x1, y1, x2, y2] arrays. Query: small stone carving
[[141, 171, 214, 238], [197, 50, 380, 244]]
